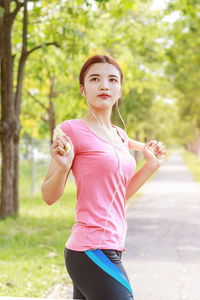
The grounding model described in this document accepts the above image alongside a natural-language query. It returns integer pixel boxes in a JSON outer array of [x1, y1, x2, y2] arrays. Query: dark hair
[[79, 54, 123, 111]]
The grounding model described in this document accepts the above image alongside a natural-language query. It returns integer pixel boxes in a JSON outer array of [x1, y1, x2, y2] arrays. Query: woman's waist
[[72, 220, 127, 233]]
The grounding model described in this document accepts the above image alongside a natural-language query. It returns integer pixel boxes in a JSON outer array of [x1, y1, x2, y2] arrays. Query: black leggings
[[64, 247, 134, 300]]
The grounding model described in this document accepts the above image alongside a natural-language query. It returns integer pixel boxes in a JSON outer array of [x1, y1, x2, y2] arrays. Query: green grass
[[179, 147, 200, 191]]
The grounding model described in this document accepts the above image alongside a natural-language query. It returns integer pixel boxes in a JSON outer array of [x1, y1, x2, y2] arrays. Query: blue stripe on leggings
[[85, 249, 133, 295]]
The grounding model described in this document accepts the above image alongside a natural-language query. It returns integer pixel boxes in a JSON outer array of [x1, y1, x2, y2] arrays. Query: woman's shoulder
[[60, 118, 82, 129]]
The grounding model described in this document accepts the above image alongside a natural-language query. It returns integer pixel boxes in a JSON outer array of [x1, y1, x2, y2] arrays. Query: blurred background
[[0, 0, 200, 297]]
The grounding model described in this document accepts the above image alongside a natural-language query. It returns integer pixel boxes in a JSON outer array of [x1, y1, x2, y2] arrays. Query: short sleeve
[[54, 120, 79, 155]]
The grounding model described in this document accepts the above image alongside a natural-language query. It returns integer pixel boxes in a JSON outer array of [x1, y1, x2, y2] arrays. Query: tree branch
[[26, 91, 48, 111], [10, 0, 24, 24], [10, 0, 40, 21], [27, 42, 60, 56]]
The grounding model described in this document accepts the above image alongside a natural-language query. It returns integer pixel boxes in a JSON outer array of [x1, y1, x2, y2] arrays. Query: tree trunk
[[0, 0, 25, 218], [48, 75, 56, 145], [0, 1, 17, 217], [0, 0, 59, 218], [28, 73, 56, 145]]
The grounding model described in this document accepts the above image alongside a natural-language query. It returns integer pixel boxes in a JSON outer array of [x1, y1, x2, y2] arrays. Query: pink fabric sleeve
[[59, 120, 79, 155]]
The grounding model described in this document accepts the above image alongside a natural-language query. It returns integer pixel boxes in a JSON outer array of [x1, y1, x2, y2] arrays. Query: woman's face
[[80, 62, 122, 110]]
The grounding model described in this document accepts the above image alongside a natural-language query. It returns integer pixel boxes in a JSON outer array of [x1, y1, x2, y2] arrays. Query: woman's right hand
[[50, 134, 75, 172]]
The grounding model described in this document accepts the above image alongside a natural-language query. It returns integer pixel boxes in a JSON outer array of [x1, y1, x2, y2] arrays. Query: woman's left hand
[[143, 140, 167, 168]]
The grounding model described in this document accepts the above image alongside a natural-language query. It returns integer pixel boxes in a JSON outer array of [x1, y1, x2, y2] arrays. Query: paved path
[[123, 151, 200, 300]]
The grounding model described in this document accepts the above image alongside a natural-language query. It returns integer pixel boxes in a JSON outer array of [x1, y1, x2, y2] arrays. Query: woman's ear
[[80, 85, 85, 97]]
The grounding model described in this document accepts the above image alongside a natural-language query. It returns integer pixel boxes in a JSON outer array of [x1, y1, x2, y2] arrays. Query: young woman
[[41, 54, 166, 300]]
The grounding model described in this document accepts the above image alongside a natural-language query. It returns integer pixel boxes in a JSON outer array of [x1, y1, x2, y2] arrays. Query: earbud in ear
[[83, 91, 86, 97]]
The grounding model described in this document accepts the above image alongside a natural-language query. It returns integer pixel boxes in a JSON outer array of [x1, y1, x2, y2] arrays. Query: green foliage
[[8, 0, 199, 154], [164, 0, 200, 133]]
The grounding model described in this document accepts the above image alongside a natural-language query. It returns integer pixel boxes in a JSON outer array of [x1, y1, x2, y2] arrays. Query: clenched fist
[[50, 125, 75, 172]]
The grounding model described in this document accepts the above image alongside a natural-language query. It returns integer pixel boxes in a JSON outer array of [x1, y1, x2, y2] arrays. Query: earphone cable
[[89, 106, 127, 250]]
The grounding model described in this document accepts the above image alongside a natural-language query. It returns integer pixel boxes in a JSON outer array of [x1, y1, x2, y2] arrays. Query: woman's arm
[[126, 161, 158, 200], [128, 137, 145, 152], [41, 130, 75, 206], [126, 139, 167, 200], [41, 157, 71, 205]]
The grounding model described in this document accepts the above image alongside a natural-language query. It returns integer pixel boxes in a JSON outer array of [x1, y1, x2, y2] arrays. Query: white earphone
[[83, 91, 86, 97]]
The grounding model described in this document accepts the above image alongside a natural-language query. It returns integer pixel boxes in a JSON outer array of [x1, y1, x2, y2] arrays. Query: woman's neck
[[83, 111, 113, 130]]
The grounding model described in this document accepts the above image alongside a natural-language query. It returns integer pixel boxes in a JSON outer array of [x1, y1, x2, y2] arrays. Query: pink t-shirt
[[59, 119, 136, 252]]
